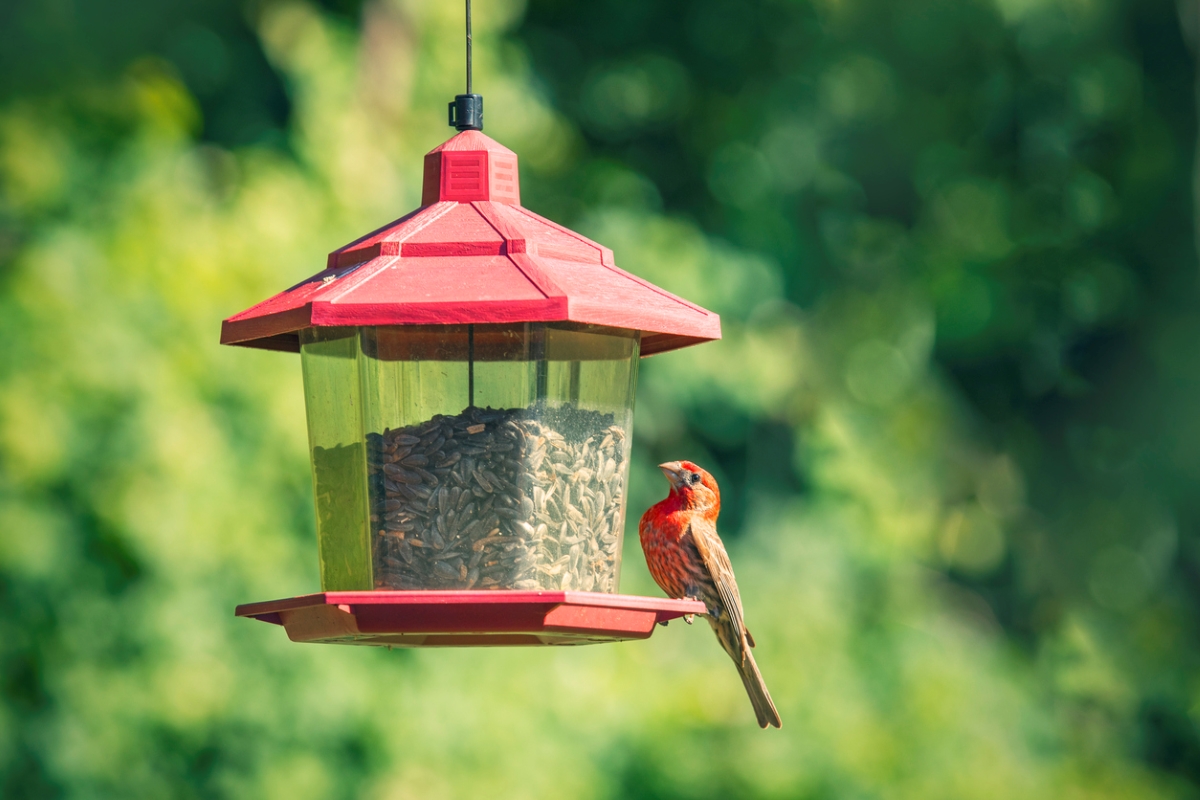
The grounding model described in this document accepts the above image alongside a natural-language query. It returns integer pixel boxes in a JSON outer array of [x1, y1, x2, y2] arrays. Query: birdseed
[[362, 405, 628, 592]]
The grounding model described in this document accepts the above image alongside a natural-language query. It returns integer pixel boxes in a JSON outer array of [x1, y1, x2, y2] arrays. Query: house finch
[[639, 461, 781, 729]]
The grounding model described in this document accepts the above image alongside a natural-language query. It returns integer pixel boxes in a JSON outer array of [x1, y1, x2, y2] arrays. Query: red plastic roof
[[220, 130, 720, 357]]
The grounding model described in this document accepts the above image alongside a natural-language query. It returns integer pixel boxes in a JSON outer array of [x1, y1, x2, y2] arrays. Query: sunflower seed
[[339, 405, 629, 592]]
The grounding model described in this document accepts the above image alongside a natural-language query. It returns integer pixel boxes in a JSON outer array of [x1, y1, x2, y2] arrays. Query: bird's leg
[[684, 585, 703, 624]]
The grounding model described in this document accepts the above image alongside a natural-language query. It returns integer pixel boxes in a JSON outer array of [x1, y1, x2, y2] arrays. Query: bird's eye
[[689, 472, 701, 485]]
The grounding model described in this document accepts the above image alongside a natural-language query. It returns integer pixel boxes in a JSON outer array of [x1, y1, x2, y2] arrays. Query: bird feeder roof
[[220, 130, 721, 357]]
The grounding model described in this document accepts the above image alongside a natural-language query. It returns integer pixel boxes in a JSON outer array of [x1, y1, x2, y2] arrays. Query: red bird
[[639, 461, 781, 728]]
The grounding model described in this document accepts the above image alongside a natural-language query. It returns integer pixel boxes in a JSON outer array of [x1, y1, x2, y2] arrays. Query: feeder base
[[235, 590, 707, 647]]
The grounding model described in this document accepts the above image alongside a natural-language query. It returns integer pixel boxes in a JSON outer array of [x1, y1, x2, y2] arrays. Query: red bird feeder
[[222, 25, 719, 646]]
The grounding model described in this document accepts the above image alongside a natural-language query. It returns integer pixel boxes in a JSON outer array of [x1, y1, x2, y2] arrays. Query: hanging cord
[[468, 324, 475, 409], [460, 0, 479, 409], [449, 0, 483, 130]]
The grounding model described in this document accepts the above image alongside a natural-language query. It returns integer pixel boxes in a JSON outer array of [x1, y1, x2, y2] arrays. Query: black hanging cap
[[450, 94, 483, 131], [449, 0, 483, 131]]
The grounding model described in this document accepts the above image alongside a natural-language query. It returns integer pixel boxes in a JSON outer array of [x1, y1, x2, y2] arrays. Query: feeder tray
[[236, 591, 706, 646]]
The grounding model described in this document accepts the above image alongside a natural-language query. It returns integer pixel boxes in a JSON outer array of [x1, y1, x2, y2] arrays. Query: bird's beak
[[659, 462, 685, 488]]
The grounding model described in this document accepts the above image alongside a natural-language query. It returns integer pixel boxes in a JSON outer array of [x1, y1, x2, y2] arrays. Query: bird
[[639, 460, 781, 729]]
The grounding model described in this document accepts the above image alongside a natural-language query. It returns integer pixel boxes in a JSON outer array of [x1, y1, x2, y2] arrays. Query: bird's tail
[[711, 615, 781, 729], [737, 646, 781, 729]]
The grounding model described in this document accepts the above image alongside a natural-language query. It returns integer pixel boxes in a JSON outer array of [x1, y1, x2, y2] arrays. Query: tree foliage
[[0, 0, 1197, 797]]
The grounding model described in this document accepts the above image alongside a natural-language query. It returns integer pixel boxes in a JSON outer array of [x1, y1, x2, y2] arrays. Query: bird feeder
[[222, 13, 718, 647]]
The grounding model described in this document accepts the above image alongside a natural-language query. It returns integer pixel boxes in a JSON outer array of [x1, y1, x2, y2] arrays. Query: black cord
[[448, 0, 482, 130], [468, 324, 475, 408]]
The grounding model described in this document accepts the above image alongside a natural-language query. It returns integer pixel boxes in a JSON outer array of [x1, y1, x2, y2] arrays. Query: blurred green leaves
[[0, 0, 1197, 797]]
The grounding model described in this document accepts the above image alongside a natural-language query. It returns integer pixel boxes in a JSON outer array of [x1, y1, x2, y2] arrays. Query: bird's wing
[[688, 517, 748, 642]]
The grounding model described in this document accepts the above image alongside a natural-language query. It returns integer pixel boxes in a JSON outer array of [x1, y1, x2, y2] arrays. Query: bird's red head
[[658, 460, 721, 517]]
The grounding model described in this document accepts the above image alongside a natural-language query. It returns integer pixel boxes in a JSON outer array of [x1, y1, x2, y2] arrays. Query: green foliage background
[[1, 0, 1199, 796]]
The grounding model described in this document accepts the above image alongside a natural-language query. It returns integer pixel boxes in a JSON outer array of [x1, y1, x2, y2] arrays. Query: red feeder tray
[[236, 591, 706, 647]]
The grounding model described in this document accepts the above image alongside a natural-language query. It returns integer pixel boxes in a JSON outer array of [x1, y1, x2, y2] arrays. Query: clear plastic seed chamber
[[302, 323, 639, 592]]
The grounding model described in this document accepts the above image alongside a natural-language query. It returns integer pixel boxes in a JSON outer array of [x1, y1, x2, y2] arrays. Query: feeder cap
[[220, 130, 721, 356], [420, 129, 518, 205], [448, 93, 483, 132]]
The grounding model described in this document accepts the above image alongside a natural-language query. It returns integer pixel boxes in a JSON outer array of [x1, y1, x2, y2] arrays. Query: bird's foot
[[684, 614, 694, 625]]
